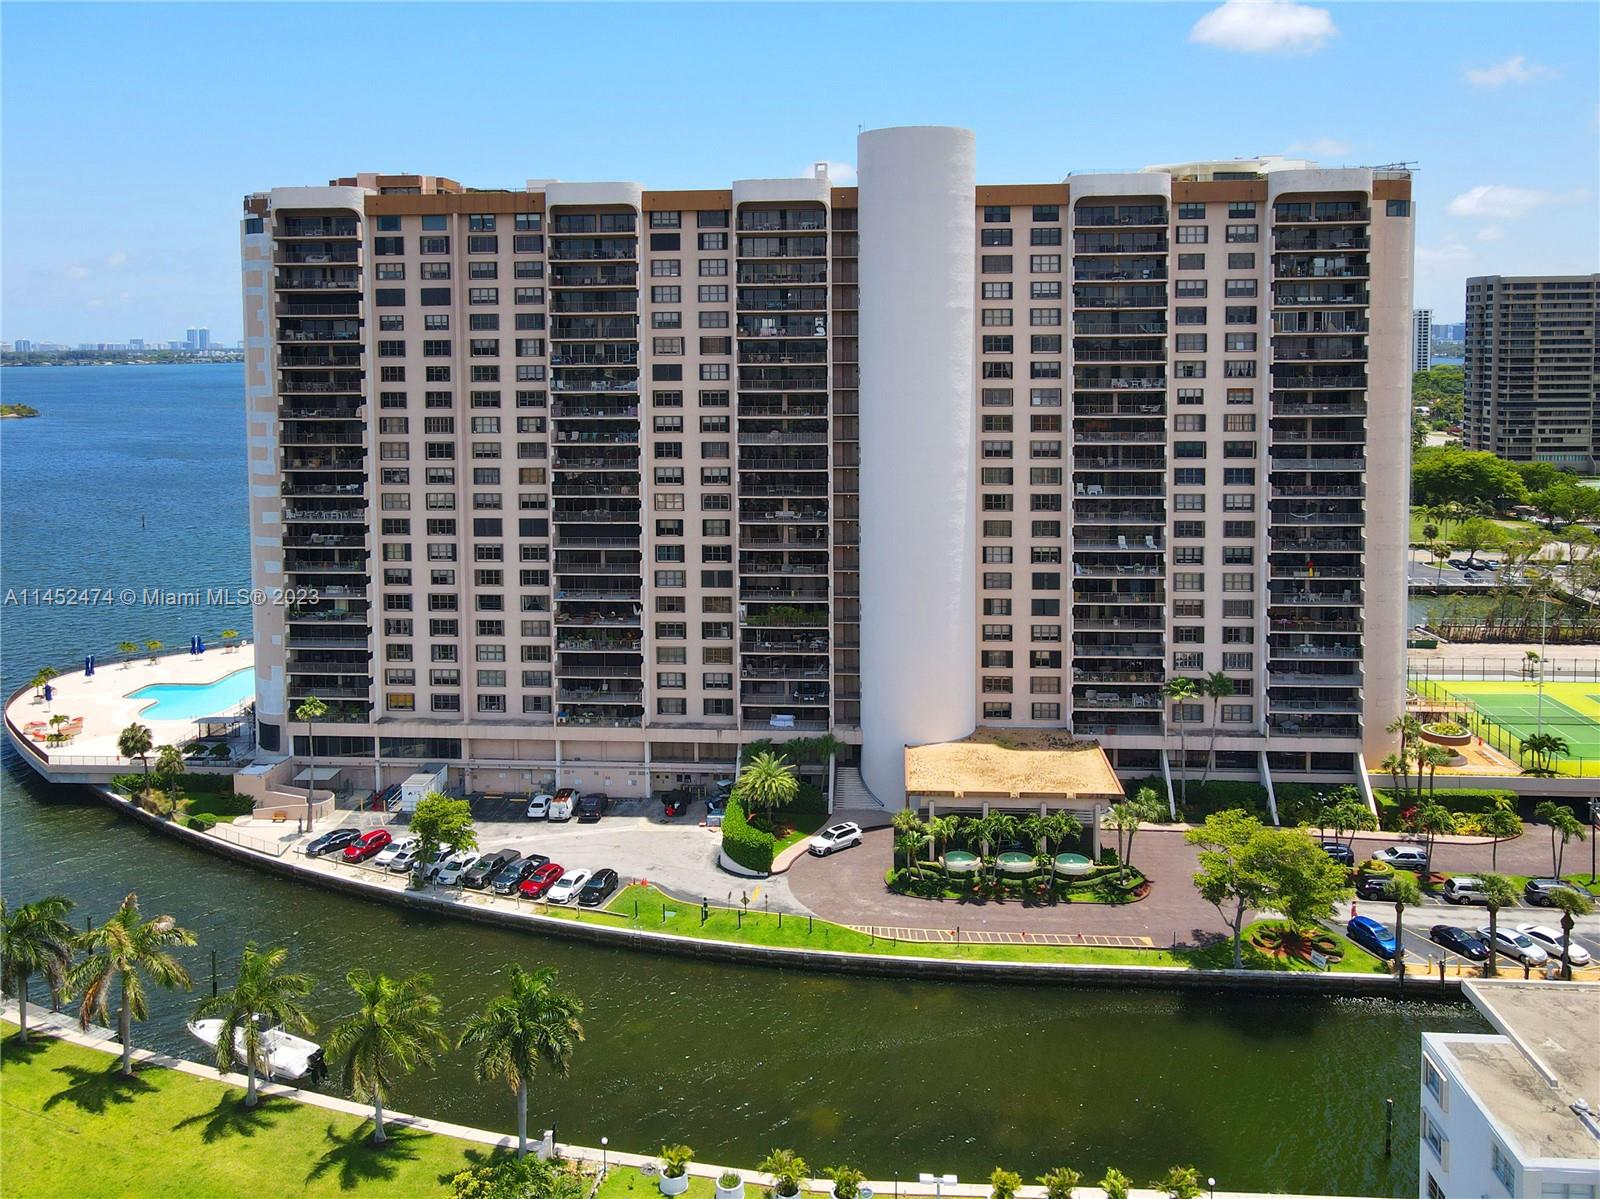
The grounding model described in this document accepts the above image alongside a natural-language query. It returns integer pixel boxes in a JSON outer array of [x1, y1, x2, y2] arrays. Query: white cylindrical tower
[[857, 125, 978, 805]]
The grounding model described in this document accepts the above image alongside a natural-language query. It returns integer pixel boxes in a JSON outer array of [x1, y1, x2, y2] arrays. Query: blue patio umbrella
[[42, 683, 53, 703], [189, 635, 199, 655], [84, 655, 95, 677], [197, 637, 206, 654]]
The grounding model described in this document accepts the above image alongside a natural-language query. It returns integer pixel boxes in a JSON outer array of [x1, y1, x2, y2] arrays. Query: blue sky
[[2, 1, 1595, 343]]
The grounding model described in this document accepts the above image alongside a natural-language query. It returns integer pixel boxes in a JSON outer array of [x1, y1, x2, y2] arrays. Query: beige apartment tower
[[1464, 274, 1600, 472], [241, 126, 1414, 811]]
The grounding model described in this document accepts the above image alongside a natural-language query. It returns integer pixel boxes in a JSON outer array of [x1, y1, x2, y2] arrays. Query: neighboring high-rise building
[[1431, 320, 1465, 344], [186, 326, 211, 352], [129, 338, 145, 351], [1413, 307, 1432, 372], [1464, 274, 1600, 471], [240, 128, 1413, 809], [1419, 980, 1600, 1199], [13, 339, 32, 352]]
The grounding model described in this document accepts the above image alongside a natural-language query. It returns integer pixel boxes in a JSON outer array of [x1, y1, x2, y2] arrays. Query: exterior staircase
[[831, 764, 885, 813]]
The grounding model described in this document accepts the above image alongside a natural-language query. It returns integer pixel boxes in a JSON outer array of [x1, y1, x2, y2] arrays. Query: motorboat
[[186, 1018, 326, 1081]]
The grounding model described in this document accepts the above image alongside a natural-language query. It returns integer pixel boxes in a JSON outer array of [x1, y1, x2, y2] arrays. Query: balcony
[[738, 211, 827, 232], [1073, 234, 1168, 255], [549, 240, 637, 262], [737, 263, 828, 286], [1269, 455, 1367, 472], [1268, 716, 1360, 738], [1273, 204, 1369, 224], [278, 220, 358, 239], [554, 608, 643, 628], [1073, 373, 1166, 391], [556, 710, 644, 729], [275, 247, 359, 266]]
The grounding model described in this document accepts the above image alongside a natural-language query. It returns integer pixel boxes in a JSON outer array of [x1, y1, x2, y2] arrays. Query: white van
[[548, 788, 578, 822]]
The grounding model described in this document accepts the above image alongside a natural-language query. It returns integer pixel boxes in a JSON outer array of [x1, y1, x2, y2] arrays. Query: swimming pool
[[128, 667, 256, 722]]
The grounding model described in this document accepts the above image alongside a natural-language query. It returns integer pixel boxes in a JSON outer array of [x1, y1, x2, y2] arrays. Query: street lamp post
[[918, 1173, 957, 1199], [1537, 589, 1549, 737], [601, 1137, 608, 1179], [1207, 1180, 1216, 1199]]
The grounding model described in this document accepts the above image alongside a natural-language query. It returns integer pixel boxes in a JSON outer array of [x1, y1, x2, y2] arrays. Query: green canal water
[[1, 366, 1487, 1195]]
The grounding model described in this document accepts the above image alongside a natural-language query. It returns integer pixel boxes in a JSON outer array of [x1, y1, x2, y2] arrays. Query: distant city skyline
[[3, 1, 1596, 342]]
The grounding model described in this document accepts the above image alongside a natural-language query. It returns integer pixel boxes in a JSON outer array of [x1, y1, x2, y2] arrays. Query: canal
[[1, 366, 1485, 1195]]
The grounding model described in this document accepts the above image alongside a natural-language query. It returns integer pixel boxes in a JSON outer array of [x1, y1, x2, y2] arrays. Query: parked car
[[577, 793, 608, 823], [435, 852, 481, 887], [1477, 925, 1550, 966], [1428, 925, 1488, 960], [518, 862, 564, 899], [1346, 915, 1398, 960], [1442, 876, 1488, 905], [1372, 846, 1429, 871], [809, 822, 864, 856], [304, 828, 361, 858], [1448, 558, 1471, 570], [577, 868, 620, 907], [547, 869, 591, 905], [1319, 841, 1355, 866], [1516, 923, 1593, 967], [548, 788, 578, 822], [463, 848, 520, 890], [420, 847, 454, 881], [1524, 877, 1586, 907], [661, 790, 690, 817], [491, 854, 549, 896], [711, 779, 734, 802], [341, 829, 392, 863], [372, 837, 417, 870], [525, 794, 552, 820], [386, 843, 424, 874], [1356, 873, 1395, 900]]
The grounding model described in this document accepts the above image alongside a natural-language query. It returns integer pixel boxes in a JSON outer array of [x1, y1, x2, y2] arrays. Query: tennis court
[[1428, 680, 1600, 764]]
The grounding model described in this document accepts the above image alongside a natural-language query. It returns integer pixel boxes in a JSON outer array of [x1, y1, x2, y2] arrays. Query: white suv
[[809, 822, 864, 856]]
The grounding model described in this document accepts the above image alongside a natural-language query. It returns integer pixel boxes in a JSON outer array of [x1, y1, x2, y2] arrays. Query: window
[[983, 282, 1013, 300], [982, 309, 1013, 327], [1176, 226, 1208, 244], [1422, 1058, 1446, 1105], [1220, 704, 1253, 723], [1029, 254, 1061, 273], [981, 228, 1013, 246], [1032, 205, 1059, 222], [1177, 202, 1205, 219], [983, 205, 1011, 223], [1420, 1110, 1446, 1165], [1225, 224, 1259, 243], [1030, 226, 1062, 246], [1227, 252, 1255, 270], [1031, 703, 1061, 721], [981, 255, 1013, 274], [1385, 199, 1411, 217], [1177, 253, 1205, 270]]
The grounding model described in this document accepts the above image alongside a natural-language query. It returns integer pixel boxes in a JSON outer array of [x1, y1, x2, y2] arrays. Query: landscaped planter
[[659, 1174, 690, 1196], [1420, 723, 1472, 748], [716, 1175, 745, 1199]]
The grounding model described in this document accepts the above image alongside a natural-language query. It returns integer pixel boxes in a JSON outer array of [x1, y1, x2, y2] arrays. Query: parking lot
[[1408, 550, 1510, 590], [302, 792, 809, 914]]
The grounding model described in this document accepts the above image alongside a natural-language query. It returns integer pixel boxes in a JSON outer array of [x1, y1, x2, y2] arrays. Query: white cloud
[[1286, 137, 1351, 158], [807, 160, 856, 186], [1465, 55, 1558, 87], [104, 251, 128, 268], [1190, 0, 1337, 55], [1475, 225, 1505, 242], [64, 265, 90, 279], [1415, 241, 1473, 264], [1447, 184, 1588, 219]]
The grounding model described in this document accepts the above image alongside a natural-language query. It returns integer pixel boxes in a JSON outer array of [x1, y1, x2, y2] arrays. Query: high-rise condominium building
[[1413, 308, 1432, 373], [187, 326, 211, 352], [241, 126, 1413, 808], [1464, 274, 1600, 472]]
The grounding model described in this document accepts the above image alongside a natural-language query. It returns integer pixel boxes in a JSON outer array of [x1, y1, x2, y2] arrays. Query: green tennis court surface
[[1433, 680, 1600, 760]]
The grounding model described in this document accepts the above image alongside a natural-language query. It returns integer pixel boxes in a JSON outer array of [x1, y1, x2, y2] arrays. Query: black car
[[577, 793, 608, 823], [577, 868, 619, 907], [304, 828, 361, 857], [490, 854, 549, 896], [1355, 873, 1395, 900], [1318, 841, 1355, 866], [661, 790, 691, 818], [1429, 924, 1490, 961], [462, 848, 520, 890]]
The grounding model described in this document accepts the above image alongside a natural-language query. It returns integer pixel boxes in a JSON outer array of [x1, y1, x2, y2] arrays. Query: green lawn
[[579, 885, 1386, 973], [0, 1024, 505, 1198], [598, 1168, 718, 1199], [1407, 507, 1544, 546]]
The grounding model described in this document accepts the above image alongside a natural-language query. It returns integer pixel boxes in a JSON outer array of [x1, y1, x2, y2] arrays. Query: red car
[[342, 829, 392, 863], [518, 862, 564, 898]]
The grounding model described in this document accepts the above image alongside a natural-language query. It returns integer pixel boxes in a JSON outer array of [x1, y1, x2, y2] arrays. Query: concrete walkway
[[0, 1000, 1377, 1199]]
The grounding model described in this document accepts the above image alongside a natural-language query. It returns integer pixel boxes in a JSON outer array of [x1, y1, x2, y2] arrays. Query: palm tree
[[1161, 676, 1199, 810], [1199, 671, 1234, 784], [928, 814, 961, 863], [117, 723, 155, 801], [1418, 744, 1454, 796], [1478, 873, 1520, 978], [144, 639, 163, 664], [294, 695, 329, 834], [1388, 874, 1423, 988], [890, 807, 927, 871], [1522, 734, 1570, 777], [734, 750, 800, 830], [191, 943, 316, 1107], [327, 971, 446, 1145], [1378, 752, 1404, 799], [1480, 800, 1522, 871], [458, 965, 585, 1158], [1549, 888, 1596, 982], [154, 744, 186, 812], [30, 665, 59, 699], [1, 895, 75, 1041], [1428, 541, 1451, 584], [894, 831, 926, 880], [1533, 802, 1587, 877], [1386, 715, 1422, 797], [67, 893, 196, 1075], [118, 641, 139, 668]]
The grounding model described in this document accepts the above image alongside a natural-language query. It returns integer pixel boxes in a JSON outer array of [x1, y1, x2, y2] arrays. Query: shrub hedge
[[720, 795, 775, 874]]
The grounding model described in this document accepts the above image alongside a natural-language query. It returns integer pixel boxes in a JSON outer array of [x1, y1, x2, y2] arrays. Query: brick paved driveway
[[786, 821, 1595, 944]]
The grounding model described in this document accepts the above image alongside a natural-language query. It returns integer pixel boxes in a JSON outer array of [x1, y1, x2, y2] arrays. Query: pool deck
[[4, 644, 256, 784]]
